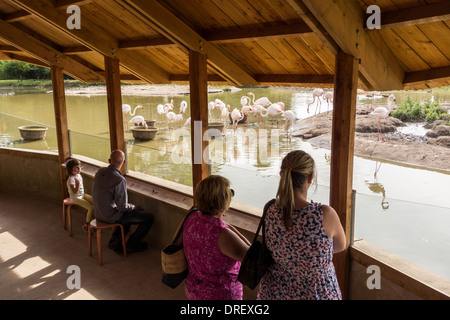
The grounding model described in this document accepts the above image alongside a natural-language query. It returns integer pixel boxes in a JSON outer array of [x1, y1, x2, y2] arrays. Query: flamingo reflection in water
[[365, 161, 389, 210]]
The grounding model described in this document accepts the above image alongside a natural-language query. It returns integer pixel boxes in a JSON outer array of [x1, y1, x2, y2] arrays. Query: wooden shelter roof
[[0, 0, 449, 90]]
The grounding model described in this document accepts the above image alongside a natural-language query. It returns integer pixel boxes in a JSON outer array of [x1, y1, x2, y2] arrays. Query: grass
[[391, 96, 450, 123]]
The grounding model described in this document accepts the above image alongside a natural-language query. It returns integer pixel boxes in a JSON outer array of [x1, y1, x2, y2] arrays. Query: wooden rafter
[[0, 18, 103, 82], [287, 0, 405, 91], [373, 1, 450, 29], [404, 66, 450, 87], [10, 0, 171, 84], [123, 0, 258, 86]]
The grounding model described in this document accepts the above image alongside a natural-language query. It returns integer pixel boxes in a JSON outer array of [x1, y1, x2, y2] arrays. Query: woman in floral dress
[[257, 150, 346, 300]]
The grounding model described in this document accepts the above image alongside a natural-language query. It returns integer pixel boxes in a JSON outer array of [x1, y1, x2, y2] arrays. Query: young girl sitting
[[66, 158, 94, 232]]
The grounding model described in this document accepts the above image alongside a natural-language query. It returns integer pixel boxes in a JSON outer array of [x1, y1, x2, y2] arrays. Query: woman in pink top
[[182, 175, 250, 300]]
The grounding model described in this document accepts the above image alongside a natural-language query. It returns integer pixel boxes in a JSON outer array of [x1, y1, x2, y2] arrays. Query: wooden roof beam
[[3, 0, 92, 23], [0, 18, 103, 82], [288, 0, 404, 91], [10, 0, 171, 84], [372, 1, 450, 29], [404, 66, 450, 87], [123, 0, 258, 86]]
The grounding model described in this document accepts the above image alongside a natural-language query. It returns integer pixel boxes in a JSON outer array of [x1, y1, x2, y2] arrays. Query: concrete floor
[[0, 192, 187, 300]]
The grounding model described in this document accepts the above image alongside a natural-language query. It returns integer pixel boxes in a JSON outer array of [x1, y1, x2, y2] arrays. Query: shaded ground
[[291, 105, 450, 171]]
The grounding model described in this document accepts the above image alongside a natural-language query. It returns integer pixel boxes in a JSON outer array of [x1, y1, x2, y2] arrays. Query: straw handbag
[[161, 208, 197, 289]]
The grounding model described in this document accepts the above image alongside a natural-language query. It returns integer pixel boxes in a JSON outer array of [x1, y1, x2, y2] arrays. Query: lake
[[0, 86, 449, 280]]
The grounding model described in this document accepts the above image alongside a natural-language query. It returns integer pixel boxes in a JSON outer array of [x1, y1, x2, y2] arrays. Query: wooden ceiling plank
[[124, 0, 258, 86], [377, 1, 450, 29], [289, 0, 405, 90], [0, 18, 102, 82], [10, 0, 170, 84]]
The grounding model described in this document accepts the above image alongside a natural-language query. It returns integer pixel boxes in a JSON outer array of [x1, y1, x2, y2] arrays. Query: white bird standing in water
[[370, 107, 390, 142], [180, 101, 188, 114], [307, 88, 324, 114], [129, 115, 148, 129], [230, 108, 244, 129], [122, 104, 143, 129]]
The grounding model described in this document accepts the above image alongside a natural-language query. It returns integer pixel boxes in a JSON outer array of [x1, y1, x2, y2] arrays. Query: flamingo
[[219, 105, 230, 123], [208, 101, 215, 121], [388, 94, 396, 109], [247, 92, 272, 107], [230, 108, 244, 129], [253, 104, 267, 124], [370, 107, 390, 142], [262, 103, 284, 127], [282, 110, 298, 137], [184, 117, 191, 126], [129, 115, 148, 129], [174, 113, 184, 127], [307, 88, 324, 114], [166, 111, 177, 129], [179, 101, 188, 114], [122, 104, 143, 128], [214, 99, 226, 111], [323, 92, 333, 113]]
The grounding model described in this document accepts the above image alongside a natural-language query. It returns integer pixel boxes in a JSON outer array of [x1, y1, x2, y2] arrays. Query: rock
[[428, 136, 450, 148], [355, 115, 403, 134], [425, 125, 450, 138]]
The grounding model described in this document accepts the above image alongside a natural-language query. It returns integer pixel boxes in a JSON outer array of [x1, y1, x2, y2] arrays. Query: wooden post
[[104, 56, 126, 174], [189, 50, 209, 190], [51, 66, 70, 199], [330, 49, 358, 299]]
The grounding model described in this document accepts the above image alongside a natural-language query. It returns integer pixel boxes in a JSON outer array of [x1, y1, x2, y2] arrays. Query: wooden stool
[[88, 219, 127, 266], [63, 197, 85, 237]]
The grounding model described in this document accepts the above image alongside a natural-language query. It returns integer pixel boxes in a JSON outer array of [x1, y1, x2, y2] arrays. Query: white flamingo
[[129, 115, 148, 129], [370, 107, 390, 142], [323, 92, 333, 113], [282, 110, 298, 137], [307, 88, 324, 114], [219, 105, 230, 123], [179, 101, 188, 114], [247, 92, 272, 107], [262, 103, 284, 127], [166, 111, 177, 129], [214, 99, 226, 111], [253, 104, 267, 124], [173, 113, 184, 127], [208, 101, 215, 121], [122, 104, 143, 128], [230, 108, 244, 129]]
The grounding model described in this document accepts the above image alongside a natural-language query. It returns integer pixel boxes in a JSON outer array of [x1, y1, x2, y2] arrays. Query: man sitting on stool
[[92, 149, 154, 253]]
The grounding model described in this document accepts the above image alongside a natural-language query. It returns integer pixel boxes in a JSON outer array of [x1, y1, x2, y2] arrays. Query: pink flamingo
[[370, 106, 390, 142], [262, 103, 284, 127], [230, 108, 244, 129], [247, 92, 272, 107], [122, 104, 143, 129], [129, 115, 148, 129], [307, 88, 324, 114], [253, 104, 267, 124], [323, 92, 333, 113]]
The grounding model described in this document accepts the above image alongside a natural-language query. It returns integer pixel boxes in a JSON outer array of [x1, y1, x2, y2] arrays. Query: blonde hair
[[276, 150, 317, 229], [194, 175, 233, 216]]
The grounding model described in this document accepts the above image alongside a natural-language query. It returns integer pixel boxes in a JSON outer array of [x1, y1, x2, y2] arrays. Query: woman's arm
[[322, 205, 346, 253], [218, 227, 251, 262]]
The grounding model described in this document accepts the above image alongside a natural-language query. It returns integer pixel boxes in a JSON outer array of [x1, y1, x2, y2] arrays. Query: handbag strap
[[252, 198, 276, 243], [172, 207, 198, 245]]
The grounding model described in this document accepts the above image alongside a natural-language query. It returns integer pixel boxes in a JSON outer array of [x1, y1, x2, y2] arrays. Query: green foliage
[[391, 96, 449, 123], [0, 61, 51, 80]]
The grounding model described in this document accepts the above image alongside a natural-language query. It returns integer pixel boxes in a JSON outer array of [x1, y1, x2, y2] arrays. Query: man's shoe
[[108, 241, 124, 255]]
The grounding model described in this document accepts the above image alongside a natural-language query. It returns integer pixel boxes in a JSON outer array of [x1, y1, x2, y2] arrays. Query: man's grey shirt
[[92, 165, 136, 223]]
